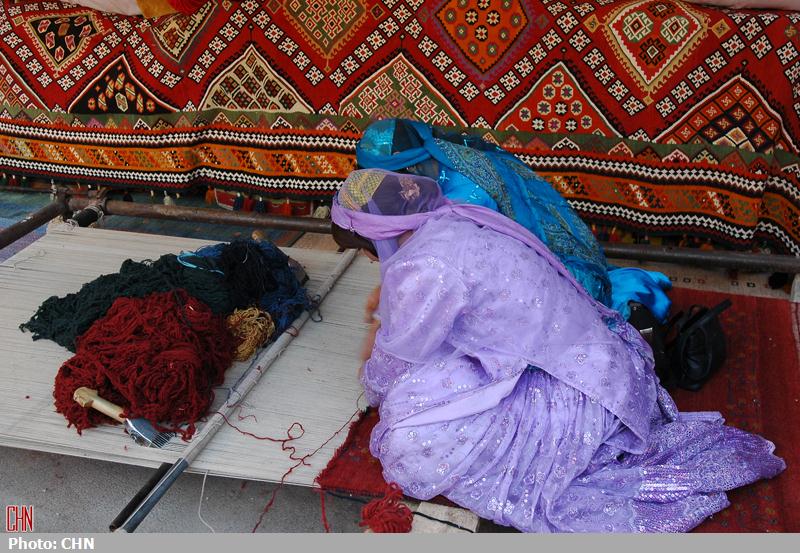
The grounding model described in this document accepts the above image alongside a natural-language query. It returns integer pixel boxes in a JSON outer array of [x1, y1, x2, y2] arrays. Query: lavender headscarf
[[332, 169, 446, 261]]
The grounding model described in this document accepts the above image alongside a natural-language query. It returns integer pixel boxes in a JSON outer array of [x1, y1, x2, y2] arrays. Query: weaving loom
[[0, 224, 379, 486]]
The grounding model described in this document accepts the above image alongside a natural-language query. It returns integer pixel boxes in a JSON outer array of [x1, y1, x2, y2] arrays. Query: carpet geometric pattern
[[2, 1, 800, 251]]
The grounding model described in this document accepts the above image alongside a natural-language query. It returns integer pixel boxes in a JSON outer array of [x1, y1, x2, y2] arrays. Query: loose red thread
[[218, 408, 362, 532]]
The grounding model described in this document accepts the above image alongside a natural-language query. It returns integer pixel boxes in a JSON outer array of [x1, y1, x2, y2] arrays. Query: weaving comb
[[73, 387, 173, 448]]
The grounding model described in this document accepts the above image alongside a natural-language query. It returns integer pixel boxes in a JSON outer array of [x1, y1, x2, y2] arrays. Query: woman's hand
[[359, 286, 382, 378], [361, 319, 381, 363], [359, 319, 381, 379], [365, 285, 381, 323]]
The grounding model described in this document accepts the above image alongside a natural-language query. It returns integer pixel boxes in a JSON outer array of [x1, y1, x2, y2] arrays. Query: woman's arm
[[360, 255, 468, 405], [359, 319, 381, 376], [358, 285, 382, 378]]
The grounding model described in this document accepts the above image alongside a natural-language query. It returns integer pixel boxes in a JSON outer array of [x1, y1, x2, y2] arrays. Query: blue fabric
[[608, 268, 672, 323], [357, 119, 672, 318]]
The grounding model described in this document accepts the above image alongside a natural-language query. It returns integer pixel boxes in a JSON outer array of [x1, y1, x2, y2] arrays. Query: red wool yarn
[[53, 290, 236, 440], [359, 483, 414, 533]]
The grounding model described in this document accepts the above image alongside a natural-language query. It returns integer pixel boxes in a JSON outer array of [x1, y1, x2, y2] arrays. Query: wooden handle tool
[[73, 387, 126, 423]]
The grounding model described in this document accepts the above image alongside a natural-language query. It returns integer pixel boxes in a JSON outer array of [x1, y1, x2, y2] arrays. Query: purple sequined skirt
[[373, 368, 785, 532]]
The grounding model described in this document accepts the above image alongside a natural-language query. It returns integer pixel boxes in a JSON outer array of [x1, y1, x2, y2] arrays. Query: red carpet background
[[316, 288, 800, 532]]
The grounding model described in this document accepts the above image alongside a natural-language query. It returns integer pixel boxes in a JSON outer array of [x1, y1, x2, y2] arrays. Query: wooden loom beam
[[0, 189, 67, 249], [2, 190, 799, 273], [68, 196, 332, 234], [69, 195, 800, 274]]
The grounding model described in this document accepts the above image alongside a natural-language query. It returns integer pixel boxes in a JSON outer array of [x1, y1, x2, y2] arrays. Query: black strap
[[706, 298, 732, 318], [668, 299, 732, 337]]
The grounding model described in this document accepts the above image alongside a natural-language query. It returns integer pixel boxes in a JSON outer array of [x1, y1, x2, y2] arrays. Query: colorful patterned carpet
[[1, 1, 800, 253], [317, 287, 800, 532]]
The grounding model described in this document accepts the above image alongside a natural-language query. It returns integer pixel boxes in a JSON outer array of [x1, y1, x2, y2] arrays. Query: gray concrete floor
[[0, 445, 364, 532]]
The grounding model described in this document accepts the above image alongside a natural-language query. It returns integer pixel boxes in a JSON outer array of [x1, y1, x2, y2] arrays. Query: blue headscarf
[[356, 119, 671, 321]]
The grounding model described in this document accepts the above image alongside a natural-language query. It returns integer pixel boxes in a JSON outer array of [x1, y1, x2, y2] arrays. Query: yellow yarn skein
[[227, 307, 276, 361]]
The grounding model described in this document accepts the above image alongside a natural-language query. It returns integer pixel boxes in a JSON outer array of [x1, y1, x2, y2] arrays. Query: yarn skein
[[187, 239, 312, 333], [54, 290, 236, 440], [21, 239, 309, 352], [21, 254, 231, 352], [227, 307, 275, 361], [359, 483, 414, 533]]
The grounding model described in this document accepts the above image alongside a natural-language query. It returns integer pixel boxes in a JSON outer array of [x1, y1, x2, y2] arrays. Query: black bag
[[665, 299, 732, 391], [627, 302, 671, 385]]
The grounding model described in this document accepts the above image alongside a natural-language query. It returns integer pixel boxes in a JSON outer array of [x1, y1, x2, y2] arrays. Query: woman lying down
[[330, 169, 785, 533]]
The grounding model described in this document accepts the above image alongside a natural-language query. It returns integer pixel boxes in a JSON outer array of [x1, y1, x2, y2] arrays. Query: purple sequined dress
[[362, 213, 785, 532]]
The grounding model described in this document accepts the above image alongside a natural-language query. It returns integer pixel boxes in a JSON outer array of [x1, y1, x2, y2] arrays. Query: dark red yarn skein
[[359, 483, 414, 533], [54, 290, 236, 440]]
